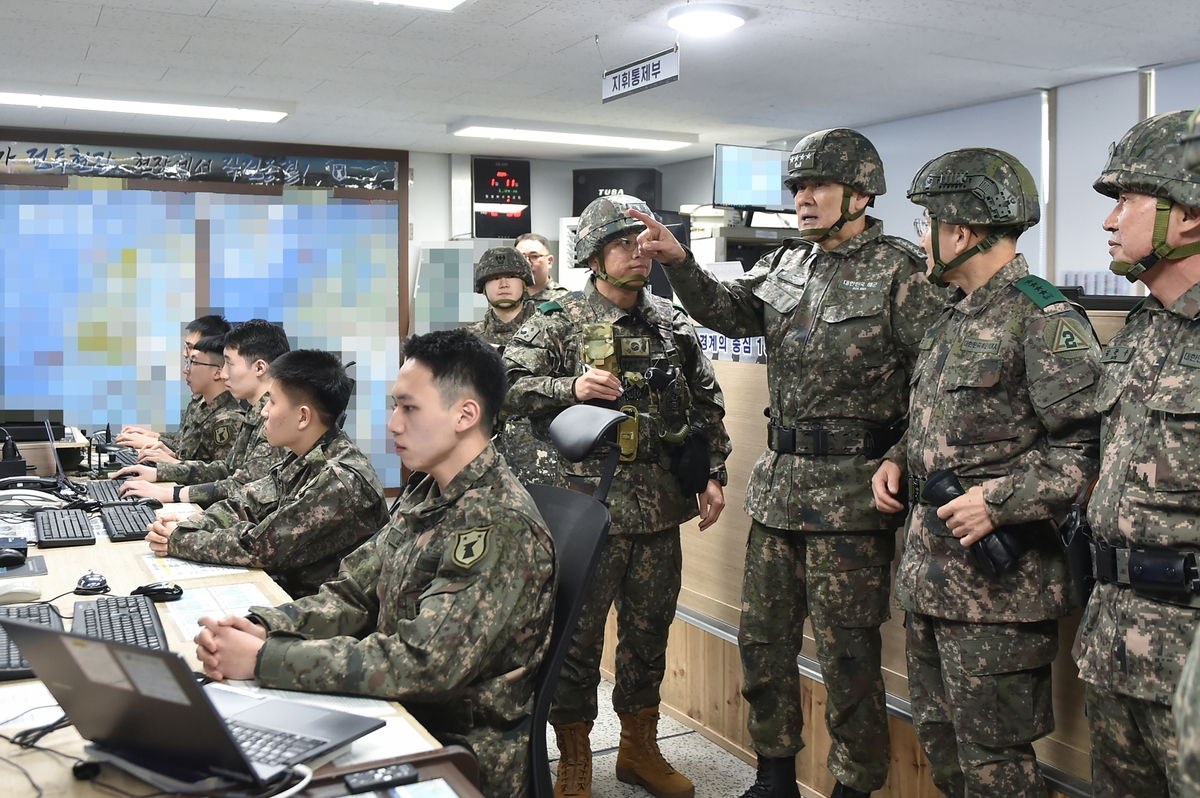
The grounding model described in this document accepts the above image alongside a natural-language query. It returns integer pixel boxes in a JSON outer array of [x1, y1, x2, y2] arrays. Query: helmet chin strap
[[488, 297, 522, 309], [1109, 197, 1200, 282], [927, 215, 1004, 284], [594, 251, 648, 290], [797, 185, 867, 243]]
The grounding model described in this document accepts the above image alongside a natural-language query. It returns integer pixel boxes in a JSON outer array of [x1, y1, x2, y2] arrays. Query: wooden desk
[[0, 514, 444, 795]]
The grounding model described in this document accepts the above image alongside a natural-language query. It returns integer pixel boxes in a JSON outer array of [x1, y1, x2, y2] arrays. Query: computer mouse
[[135, 498, 164, 510], [130, 581, 183, 602], [0, 547, 27, 568], [0, 579, 41, 604], [76, 571, 109, 595]]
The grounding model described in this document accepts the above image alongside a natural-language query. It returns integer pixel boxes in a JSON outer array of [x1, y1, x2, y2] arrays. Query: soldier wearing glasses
[[505, 194, 731, 798], [516, 232, 570, 303]]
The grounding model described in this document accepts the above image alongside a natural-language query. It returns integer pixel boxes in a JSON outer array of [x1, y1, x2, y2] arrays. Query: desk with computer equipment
[[0, 489, 481, 798]]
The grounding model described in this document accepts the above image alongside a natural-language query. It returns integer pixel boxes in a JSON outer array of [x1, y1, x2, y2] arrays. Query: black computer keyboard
[[226, 720, 324, 766], [109, 447, 139, 467], [0, 603, 64, 681], [101, 504, 157, 543], [35, 508, 95, 548], [73, 595, 169, 651], [87, 480, 124, 504]]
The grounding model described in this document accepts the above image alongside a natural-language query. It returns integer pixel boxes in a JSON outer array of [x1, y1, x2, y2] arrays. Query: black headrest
[[549, 405, 628, 463]]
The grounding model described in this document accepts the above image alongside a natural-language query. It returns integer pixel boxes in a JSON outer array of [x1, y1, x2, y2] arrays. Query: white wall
[[408, 151, 451, 295], [1156, 61, 1200, 115], [1053, 72, 1141, 283], [860, 92, 1046, 276]]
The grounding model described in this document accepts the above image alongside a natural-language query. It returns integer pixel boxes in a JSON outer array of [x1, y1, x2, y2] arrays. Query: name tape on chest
[[960, 337, 1001, 355], [1182, 349, 1200, 369], [840, 279, 881, 291], [1101, 345, 1134, 364]]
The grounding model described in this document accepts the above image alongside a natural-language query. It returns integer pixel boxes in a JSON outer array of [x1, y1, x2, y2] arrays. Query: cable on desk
[[0, 753, 43, 798], [8, 713, 70, 748]]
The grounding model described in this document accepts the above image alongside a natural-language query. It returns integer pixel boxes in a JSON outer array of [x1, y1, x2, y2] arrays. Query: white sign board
[[602, 46, 680, 104]]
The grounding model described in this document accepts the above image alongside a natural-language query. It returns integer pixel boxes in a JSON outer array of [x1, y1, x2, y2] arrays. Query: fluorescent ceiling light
[[365, 0, 469, 9], [667, 4, 747, 36], [453, 126, 692, 152], [0, 92, 287, 123]]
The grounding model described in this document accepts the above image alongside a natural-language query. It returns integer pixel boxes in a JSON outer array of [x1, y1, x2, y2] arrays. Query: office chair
[[528, 405, 627, 798]]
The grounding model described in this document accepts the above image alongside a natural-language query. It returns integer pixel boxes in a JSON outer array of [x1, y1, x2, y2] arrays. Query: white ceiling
[[1, 0, 1199, 165]]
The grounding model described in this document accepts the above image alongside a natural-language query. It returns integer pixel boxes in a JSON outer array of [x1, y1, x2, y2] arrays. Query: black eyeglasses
[[184, 358, 222, 373]]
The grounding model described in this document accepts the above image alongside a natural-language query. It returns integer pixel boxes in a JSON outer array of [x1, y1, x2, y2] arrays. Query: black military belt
[[909, 476, 928, 506], [1090, 538, 1200, 604], [767, 422, 899, 457]]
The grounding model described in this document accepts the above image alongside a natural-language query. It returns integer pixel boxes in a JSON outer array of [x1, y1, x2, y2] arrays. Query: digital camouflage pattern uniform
[[530, 278, 571, 304], [896, 149, 1102, 798], [504, 275, 731, 726], [246, 444, 555, 798], [1177, 103, 1200, 798], [154, 393, 286, 508], [467, 247, 564, 489], [157, 395, 199, 451], [661, 131, 946, 794], [161, 390, 244, 463], [169, 426, 388, 598], [1072, 111, 1200, 798]]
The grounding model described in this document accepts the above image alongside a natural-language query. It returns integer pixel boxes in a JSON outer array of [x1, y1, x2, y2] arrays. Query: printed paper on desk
[[164, 583, 272, 638], [141, 554, 248, 581], [393, 779, 460, 798], [0, 682, 62, 730], [332, 715, 437, 767]]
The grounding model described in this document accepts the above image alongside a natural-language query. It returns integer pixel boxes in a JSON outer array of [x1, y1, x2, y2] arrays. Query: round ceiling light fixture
[[667, 3, 747, 36]]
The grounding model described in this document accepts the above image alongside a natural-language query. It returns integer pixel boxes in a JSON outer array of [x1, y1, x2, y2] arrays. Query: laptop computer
[[0, 618, 384, 789]]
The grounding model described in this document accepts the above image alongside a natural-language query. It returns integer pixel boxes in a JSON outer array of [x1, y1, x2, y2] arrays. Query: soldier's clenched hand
[[146, 513, 181, 557], [628, 209, 687, 266], [936, 486, 996, 546], [871, 459, 906, 514], [195, 615, 265, 681], [573, 367, 623, 402]]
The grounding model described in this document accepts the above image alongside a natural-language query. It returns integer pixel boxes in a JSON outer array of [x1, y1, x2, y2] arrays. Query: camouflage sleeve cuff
[[154, 462, 187, 483], [555, 376, 580, 404], [982, 475, 1017, 524], [255, 637, 298, 686], [186, 482, 221, 509]]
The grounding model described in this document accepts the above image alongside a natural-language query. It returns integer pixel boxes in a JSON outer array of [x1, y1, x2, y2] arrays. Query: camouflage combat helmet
[[908, 148, 1040, 284], [785, 128, 886, 242], [1184, 105, 1200, 174], [574, 194, 653, 290], [474, 246, 532, 308], [1094, 111, 1200, 281]]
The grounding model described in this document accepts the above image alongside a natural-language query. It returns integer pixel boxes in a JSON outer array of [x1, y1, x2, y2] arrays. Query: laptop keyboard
[[35, 508, 95, 548], [87, 480, 123, 504], [0, 603, 64, 681], [74, 595, 169, 651], [101, 504, 157, 543], [226, 720, 325, 765]]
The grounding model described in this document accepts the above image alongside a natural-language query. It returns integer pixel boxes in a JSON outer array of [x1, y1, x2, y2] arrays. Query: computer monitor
[[713, 144, 794, 215]]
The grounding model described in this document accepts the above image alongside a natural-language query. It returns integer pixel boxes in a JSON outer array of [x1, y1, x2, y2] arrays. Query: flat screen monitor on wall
[[713, 144, 793, 214]]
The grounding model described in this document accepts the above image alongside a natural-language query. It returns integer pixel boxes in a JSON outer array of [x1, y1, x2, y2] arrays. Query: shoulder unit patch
[[1049, 317, 1091, 354], [451, 527, 491, 569], [213, 424, 234, 446]]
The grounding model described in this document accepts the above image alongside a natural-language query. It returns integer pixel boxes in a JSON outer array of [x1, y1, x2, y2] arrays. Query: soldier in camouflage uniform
[[657, 128, 947, 798], [136, 333, 245, 465], [504, 194, 731, 798], [1071, 111, 1200, 798], [118, 314, 232, 450], [1177, 103, 1200, 798], [147, 350, 388, 597], [118, 320, 290, 508], [871, 149, 1102, 798], [193, 330, 556, 798], [517, 232, 571, 302], [465, 247, 562, 488]]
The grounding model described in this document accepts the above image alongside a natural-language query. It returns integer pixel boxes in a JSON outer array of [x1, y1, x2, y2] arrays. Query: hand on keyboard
[[114, 464, 158, 482], [119, 479, 173, 505], [136, 442, 180, 465]]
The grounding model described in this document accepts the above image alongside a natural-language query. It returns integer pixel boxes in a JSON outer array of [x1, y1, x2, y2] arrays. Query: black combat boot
[[830, 782, 872, 798], [734, 755, 799, 798]]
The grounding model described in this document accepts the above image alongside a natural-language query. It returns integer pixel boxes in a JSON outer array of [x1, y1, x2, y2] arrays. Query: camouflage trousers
[[739, 522, 895, 792], [549, 528, 682, 724], [906, 612, 1058, 798], [1086, 685, 1183, 798], [440, 721, 532, 798], [497, 418, 565, 488]]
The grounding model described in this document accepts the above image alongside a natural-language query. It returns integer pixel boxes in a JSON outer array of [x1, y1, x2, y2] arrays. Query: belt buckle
[[777, 426, 796, 453]]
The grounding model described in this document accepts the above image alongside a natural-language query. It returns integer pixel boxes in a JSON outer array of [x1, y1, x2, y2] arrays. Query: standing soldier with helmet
[[1071, 111, 1200, 798], [504, 194, 732, 798], [464, 246, 562, 487], [656, 128, 946, 798], [871, 148, 1102, 797]]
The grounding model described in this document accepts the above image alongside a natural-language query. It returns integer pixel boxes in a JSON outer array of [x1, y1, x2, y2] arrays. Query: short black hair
[[225, 320, 290, 365], [268, 350, 353, 428], [192, 334, 226, 362], [402, 330, 506, 436], [515, 233, 551, 251], [187, 315, 231, 338]]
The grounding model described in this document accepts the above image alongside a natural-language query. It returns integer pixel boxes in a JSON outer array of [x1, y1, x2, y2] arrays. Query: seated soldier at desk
[[147, 349, 389, 597], [118, 320, 290, 508], [117, 314, 232, 450], [193, 330, 557, 798], [135, 333, 246, 465]]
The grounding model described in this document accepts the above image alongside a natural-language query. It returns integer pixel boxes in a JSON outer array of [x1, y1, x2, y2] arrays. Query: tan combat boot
[[553, 721, 593, 798], [615, 707, 695, 798]]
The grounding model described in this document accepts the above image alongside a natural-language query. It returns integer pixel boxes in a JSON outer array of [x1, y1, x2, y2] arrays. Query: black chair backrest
[[526, 483, 611, 798]]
